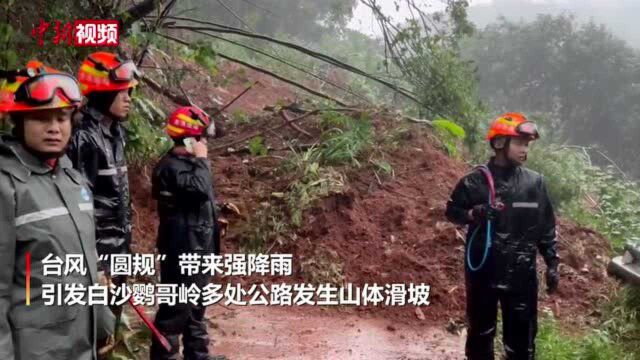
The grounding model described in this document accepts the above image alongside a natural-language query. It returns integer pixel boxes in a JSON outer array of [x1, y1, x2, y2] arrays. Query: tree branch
[[280, 109, 312, 137], [156, 32, 350, 107], [206, 81, 260, 116], [140, 74, 191, 106], [186, 29, 371, 104], [146, 15, 420, 102], [216, 0, 254, 31], [211, 110, 320, 151], [120, 0, 165, 33]]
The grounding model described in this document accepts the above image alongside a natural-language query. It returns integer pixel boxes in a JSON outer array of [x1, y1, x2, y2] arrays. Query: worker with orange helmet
[[0, 61, 112, 359], [150, 105, 222, 360], [67, 52, 139, 345], [445, 113, 559, 359]]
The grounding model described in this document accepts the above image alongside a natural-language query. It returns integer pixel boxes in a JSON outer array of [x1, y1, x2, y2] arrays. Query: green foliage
[[526, 142, 640, 252], [132, 96, 165, 126], [284, 146, 345, 227], [231, 110, 251, 126], [578, 167, 640, 251], [124, 97, 171, 166], [0, 114, 10, 135], [0, 23, 18, 68], [371, 159, 394, 178], [248, 136, 268, 156], [536, 310, 635, 360], [526, 145, 589, 209], [600, 287, 640, 355], [432, 118, 466, 158], [319, 111, 351, 131], [179, 41, 218, 75], [318, 114, 373, 167], [240, 206, 287, 253], [535, 280, 640, 360]]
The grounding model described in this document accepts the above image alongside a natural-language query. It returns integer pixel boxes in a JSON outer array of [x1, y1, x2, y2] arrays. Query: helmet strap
[[490, 136, 508, 150], [492, 137, 521, 167]]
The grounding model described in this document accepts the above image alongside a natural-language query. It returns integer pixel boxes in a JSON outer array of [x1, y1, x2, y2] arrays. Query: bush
[[526, 144, 589, 209], [124, 97, 171, 166]]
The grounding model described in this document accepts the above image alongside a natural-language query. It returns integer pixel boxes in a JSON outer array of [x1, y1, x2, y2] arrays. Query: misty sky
[[350, 0, 491, 35], [349, 0, 640, 48]]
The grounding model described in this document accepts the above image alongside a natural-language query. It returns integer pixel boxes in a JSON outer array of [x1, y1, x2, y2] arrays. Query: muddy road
[[208, 306, 465, 360]]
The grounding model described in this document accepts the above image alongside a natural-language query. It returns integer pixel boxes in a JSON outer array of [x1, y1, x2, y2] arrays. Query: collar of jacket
[[169, 149, 200, 163], [488, 156, 517, 179], [84, 106, 121, 139], [0, 135, 72, 177]]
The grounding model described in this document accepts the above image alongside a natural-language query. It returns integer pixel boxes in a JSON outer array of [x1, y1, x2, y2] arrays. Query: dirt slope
[[127, 58, 618, 359]]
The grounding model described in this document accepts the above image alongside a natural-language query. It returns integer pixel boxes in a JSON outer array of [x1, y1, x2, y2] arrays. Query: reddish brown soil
[[139, 51, 297, 117], [127, 56, 618, 359], [131, 109, 617, 330]]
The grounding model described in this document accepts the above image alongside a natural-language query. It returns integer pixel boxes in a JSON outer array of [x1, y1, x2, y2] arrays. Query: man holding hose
[[445, 112, 560, 360]]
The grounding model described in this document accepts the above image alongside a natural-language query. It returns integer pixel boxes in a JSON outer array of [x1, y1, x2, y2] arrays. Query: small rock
[[227, 147, 236, 153], [386, 325, 396, 332], [415, 308, 426, 321], [390, 235, 396, 243], [435, 221, 448, 232], [242, 159, 250, 164]]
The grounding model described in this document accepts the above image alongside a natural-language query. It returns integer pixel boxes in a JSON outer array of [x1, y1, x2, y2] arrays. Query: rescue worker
[[445, 113, 560, 360], [0, 61, 108, 359], [67, 52, 139, 328], [151, 106, 221, 360]]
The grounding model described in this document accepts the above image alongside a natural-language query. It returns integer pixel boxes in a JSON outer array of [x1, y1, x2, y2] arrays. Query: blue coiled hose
[[466, 166, 495, 272]]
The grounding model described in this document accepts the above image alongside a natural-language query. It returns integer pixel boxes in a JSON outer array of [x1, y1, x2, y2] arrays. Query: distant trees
[[464, 14, 640, 175], [174, 0, 358, 41]]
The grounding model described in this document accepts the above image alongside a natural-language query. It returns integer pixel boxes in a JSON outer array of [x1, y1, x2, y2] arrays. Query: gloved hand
[[470, 203, 500, 222], [546, 266, 559, 294]]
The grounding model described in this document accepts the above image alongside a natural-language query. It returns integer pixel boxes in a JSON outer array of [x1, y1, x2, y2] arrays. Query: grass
[[317, 112, 373, 167], [537, 312, 634, 360], [534, 266, 640, 359], [248, 136, 268, 156], [231, 109, 252, 127]]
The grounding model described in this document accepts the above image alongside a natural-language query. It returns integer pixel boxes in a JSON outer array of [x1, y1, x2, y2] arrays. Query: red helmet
[[0, 60, 82, 113], [166, 106, 214, 139], [486, 112, 539, 141], [77, 52, 139, 95]]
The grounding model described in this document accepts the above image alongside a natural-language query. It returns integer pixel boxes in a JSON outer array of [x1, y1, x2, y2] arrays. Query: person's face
[[506, 136, 533, 165], [109, 88, 132, 119], [23, 107, 73, 154]]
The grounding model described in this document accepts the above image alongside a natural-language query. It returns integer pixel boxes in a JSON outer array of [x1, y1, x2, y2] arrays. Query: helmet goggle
[[14, 73, 82, 105], [188, 108, 216, 137], [87, 55, 140, 82], [515, 121, 539, 139]]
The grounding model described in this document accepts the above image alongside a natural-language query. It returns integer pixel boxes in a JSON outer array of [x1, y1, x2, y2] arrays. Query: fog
[[468, 0, 640, 48]]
